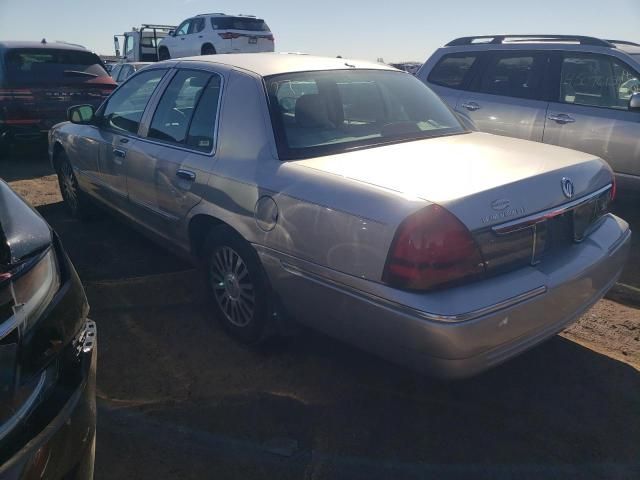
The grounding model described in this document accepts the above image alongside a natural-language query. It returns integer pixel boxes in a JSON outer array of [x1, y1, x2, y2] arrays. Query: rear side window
[[428, 54, 478, 88], [210, 17, 270, 31], [4, 48, 109, 86], [477, 53, 547, 100], [102, 69, 166, 134], [148, 70, 222, 151], [559, 53, 640, 110]]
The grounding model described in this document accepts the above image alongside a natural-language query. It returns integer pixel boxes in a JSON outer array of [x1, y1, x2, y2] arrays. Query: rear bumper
[[259, 214, 631, 379], [0, 321, 97, 480]]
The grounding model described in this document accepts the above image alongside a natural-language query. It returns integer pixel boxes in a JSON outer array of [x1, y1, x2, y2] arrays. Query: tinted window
[[186, 75, 222, 151], [267, 70, 465, 160], [4, 48, 109, 86], [560, 54, 640, 109], [148, 70, 211, 145], [118, 65, 133, 82], [428, 54, 478, 88], [102, 69, 166, 134], [190, 18, 205, 34], [478, 53, 546, 99], [210, 17, 269, 31]]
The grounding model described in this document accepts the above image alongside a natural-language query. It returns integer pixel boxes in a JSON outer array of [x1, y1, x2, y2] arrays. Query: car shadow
[[0, 145, 53, 182]]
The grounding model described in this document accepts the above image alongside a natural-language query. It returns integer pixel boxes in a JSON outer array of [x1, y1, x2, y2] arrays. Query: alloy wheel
[[210, 246, 256, 327]]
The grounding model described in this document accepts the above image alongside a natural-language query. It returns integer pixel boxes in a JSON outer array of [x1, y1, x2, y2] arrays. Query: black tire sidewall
[[56, 151, 91, 220], [203, 226, 273, 344], [202, 44, 216, 55], [159, 48, 170, 60]]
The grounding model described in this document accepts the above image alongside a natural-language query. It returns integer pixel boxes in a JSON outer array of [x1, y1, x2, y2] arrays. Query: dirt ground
[[2, 150, 640, 479]]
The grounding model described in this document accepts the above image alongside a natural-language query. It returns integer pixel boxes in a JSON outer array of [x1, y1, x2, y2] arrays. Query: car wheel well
[[189, 214, 230, 258], [52, 142, 65, 170], [201, 43, 216, 55]]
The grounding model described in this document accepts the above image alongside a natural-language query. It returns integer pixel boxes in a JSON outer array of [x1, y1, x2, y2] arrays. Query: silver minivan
[[417, 35, 640, 194]]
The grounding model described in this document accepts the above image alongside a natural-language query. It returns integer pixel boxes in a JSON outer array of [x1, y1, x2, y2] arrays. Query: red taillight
[[219, 32, 241, 40], [266, 35, 274, 41], [383, 205, 486, 290]]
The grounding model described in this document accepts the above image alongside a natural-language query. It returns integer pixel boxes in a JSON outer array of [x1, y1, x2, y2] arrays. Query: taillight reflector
[[383, 205, 486, 291]]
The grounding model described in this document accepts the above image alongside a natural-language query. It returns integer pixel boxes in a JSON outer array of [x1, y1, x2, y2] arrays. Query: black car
[[0, 41, 116, 157], [0, 179, 96, 479]]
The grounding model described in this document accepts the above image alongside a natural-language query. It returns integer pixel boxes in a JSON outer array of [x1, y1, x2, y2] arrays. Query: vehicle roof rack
[[606, 39, 640, 47], [445, 35, 614, 48], [196, 12, 227, 16], [139, 24, 177, 30]]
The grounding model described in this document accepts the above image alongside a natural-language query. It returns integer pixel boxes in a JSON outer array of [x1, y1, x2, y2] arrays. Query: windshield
[[266, 69, 466, 160], [210, 17, 270, 31], [4, 48, 109, 86]]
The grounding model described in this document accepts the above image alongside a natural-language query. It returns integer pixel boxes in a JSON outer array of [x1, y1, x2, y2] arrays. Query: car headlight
[[1, 248, 60, 336]]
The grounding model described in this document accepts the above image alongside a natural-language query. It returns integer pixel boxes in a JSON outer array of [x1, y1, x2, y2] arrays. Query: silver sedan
[[49, 53, 631, 378]]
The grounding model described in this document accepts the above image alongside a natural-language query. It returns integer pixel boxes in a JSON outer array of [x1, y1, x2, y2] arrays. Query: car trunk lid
[[295, 132, 614, 277]]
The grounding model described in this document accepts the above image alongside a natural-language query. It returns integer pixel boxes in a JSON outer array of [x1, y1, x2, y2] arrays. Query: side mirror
[[114, 36, 121, 57], [168, 30, 175, 36], [629, 92, 640, 112], [68, 105, 95, 124]]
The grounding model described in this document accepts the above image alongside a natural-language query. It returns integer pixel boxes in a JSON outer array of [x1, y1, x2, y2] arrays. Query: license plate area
[[249, 37, 257, 44]]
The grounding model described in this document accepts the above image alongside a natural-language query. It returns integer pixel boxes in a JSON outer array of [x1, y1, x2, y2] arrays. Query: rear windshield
[[210, 17, 270, 31], [4, 48, 109, 86], [266, 70, 466, 160]]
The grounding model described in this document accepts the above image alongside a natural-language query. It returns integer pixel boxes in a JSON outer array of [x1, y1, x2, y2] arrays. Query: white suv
[[158, 13, 274, 60]]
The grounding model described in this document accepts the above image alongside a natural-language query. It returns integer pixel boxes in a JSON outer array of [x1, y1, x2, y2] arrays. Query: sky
[[1, 0, 639, 63]]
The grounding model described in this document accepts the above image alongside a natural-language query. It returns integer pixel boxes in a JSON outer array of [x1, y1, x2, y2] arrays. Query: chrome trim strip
[[492, 184, 612, 235], [128, 196, 180, 221], [280, 261, 547, 324], [0, 371, 46, 442], [75, 169, 127, 199]]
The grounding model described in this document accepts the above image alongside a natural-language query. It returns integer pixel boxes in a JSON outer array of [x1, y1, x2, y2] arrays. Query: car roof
[[0, 40, 90, 52], [177, 53, 397, 77]]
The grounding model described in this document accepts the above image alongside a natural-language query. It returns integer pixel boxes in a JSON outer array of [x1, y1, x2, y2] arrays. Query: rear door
[[456, 51, 550, 141], [92, 68, 167, 209], [543, 52, 640, 182], [130, 68, 223, 238]]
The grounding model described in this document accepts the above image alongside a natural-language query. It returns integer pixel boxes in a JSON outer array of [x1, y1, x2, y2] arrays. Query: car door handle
[[176, 169, 196, 181], [548, 113, 575, 124], [113, 148, 126, 165], [461, 101, 480, 112]]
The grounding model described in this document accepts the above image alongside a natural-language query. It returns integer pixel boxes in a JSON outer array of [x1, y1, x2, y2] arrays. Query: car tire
[[201, 44, 216, 55], [203, 225, 275, 345], [55, 151, 95, 220], [158, 47, 170, 61]]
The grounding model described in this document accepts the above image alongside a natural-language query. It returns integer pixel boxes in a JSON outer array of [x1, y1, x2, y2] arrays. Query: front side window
[[559, 54, 640, 110], [266, 70, 466, 160], [125, 36, 135, 56], [428, 54, 478, 88], [175, 20, 191, 36], [148, 70, 220, 148], [477, 53, 546, 99], [102, 69, 166, 134], [117, 64, 133, 82]]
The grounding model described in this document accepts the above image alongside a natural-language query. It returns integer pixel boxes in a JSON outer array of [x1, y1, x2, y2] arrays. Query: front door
[[543, 52, 640, 184], [456, 51, 550, 142], [94, 68, 167, 208], [170, 19, 193, 58]]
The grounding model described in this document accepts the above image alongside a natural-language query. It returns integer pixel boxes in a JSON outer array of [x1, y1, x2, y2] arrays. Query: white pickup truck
[[113, 24, 176, 63]]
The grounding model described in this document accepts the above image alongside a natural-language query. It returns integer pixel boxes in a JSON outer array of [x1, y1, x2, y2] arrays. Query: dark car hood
[[0, 180, 52, 267]]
